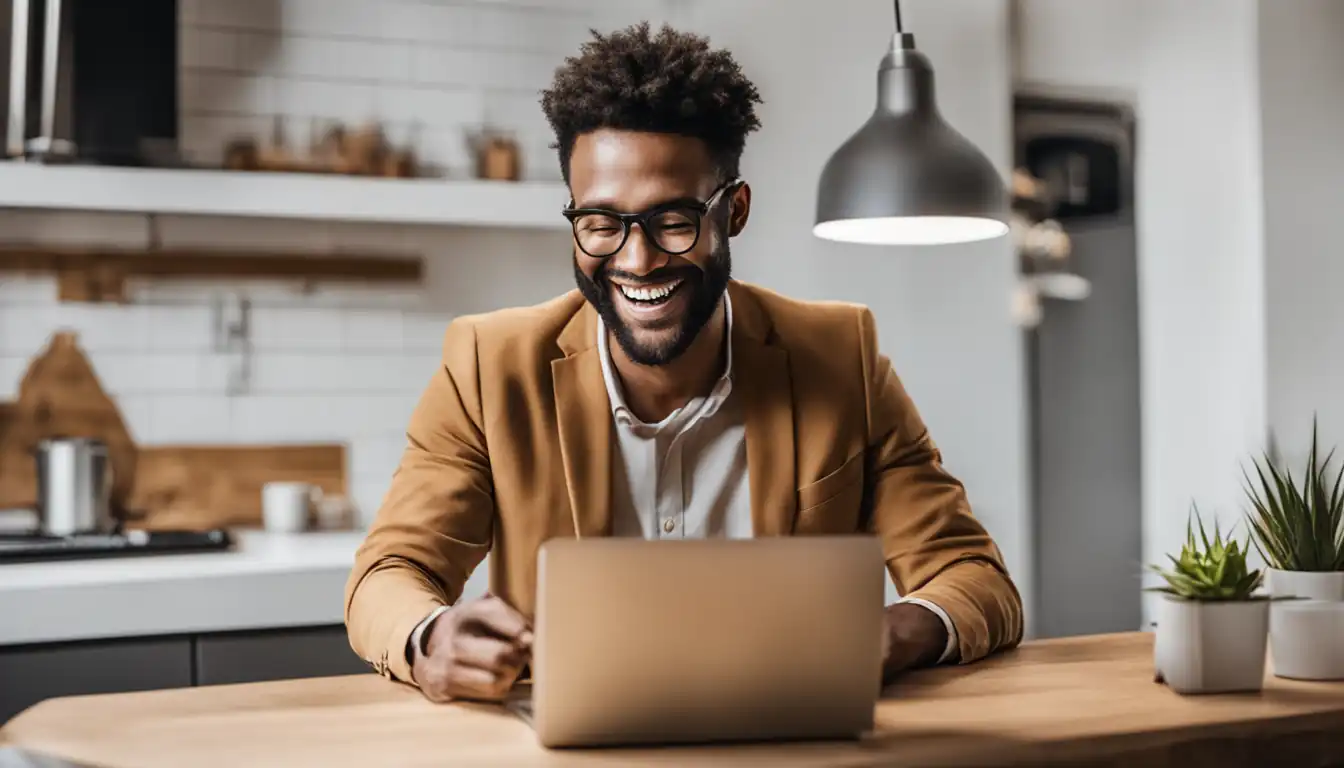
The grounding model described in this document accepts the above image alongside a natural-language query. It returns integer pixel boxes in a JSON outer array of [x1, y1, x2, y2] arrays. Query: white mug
[[262, 482, 322, 533]]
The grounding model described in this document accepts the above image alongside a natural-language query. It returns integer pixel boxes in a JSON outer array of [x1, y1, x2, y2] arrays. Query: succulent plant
[[1243, 418, 1344, 572], [1149, 505, 1264, 601]]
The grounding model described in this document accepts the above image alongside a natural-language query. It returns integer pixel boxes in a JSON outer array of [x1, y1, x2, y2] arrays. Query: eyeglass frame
[[561, 178, 741, 259]]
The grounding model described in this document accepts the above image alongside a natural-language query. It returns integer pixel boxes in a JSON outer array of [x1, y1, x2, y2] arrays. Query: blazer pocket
[[794, 452, 865, 533]]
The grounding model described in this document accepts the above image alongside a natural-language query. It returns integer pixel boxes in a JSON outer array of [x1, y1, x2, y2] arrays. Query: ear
[[727, 181, 752, 237]]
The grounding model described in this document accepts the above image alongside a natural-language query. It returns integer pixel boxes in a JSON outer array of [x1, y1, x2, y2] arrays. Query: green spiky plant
[[1243, 418, 1344, 572], [1148, 505, 1264, 601]]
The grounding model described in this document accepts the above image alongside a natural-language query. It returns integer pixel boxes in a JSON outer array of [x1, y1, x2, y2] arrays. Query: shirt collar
[[597, 292, 735, 425]]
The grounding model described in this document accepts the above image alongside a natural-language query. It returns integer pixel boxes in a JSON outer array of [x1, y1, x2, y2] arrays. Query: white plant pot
[[1153, 596, 1269, 694], [1271, 600, 1344, 681], [1266, 569, 1344, 601]]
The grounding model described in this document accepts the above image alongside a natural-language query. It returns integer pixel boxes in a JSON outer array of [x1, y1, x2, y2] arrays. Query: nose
[[608, 223, 667, 276]]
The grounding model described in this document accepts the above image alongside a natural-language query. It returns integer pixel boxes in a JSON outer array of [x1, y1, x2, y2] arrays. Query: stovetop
[[0, 529, 233, 564]]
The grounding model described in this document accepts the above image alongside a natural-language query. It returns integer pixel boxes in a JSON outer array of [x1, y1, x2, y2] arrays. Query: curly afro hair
[[540, 22, 763, 184]]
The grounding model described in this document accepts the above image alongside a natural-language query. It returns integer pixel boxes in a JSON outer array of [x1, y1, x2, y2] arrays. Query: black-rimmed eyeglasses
[[562, 180, 738, 259]]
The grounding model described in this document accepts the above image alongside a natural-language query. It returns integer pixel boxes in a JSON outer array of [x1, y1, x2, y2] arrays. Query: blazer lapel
[[552, 305, 613, 539], [730, 284, 797, 537]]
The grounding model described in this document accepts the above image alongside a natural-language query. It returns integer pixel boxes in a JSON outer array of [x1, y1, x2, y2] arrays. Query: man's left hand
[[880, 602, 949, 681]]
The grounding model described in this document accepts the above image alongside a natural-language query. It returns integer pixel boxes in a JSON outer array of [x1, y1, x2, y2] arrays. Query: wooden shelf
[[0, 162, 570, 229]]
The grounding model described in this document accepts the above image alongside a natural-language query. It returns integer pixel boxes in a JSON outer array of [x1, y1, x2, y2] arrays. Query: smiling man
[[344, 23, 1023, 703]]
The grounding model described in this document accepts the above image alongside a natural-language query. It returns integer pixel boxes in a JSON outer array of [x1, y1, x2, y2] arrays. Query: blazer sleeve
[[857, 307, 1025, 663], [344, 317, 495, 684]]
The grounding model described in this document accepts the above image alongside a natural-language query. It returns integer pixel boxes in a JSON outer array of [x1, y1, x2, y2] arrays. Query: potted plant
[[1243, 419, 1344, 601], [1151, 506, 1269, 695]]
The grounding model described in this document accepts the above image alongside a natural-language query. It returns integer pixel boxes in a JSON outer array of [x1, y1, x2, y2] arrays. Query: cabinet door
[[0, 638, 193, 724], [194, 625, 371, 686]]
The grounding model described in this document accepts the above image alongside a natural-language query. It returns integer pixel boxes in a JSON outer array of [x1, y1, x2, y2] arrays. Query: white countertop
[[0, 530, 365, 647]]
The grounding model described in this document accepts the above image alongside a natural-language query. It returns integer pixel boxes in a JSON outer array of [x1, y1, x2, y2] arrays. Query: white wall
[[1259, 0, 1344, 463], [684, 0, 1032, 618], [1016, 0, 1269, 625]]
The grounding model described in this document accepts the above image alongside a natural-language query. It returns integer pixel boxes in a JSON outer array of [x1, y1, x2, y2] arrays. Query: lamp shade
[[814, 32, 1009, 246]]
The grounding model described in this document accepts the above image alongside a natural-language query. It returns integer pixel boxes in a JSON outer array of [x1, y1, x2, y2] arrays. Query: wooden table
[[2, 633, 1342, 767]]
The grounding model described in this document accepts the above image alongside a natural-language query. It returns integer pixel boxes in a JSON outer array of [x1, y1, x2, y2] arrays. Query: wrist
[[882, 602, 948, 677], [407, 605, 452, 679]]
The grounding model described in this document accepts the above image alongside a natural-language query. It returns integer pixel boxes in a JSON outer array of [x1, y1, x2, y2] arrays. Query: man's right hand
[[412, 595, 533, 703]]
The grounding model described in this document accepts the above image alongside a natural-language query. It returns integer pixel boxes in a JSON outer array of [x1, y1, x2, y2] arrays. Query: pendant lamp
[[813, 0, 1009, 246]]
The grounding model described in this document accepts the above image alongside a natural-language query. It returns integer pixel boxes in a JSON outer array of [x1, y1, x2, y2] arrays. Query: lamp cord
[[893, 0, 903, 32]]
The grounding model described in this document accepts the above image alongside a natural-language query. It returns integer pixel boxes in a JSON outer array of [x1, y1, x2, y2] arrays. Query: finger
[[444, 666, 504, 701], [464, 597, 531, 643], [453, 633, 525, 674]]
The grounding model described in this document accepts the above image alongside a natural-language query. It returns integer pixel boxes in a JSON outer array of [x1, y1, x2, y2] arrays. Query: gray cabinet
[[0, 625, 373, 725], [194, 625, 370, 686], [0, 637, 192, 724]]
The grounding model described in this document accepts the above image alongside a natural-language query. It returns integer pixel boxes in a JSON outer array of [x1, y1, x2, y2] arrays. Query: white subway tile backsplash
[[342, 309, 404, 352], [410, 47, 480, 88], [148, 395, 234, 443], [482, 91, 552, 138], [230, 395, 329, 440], [269, 77, 380, 123], [400, 355, 439, 394], [474, 6, 590, 53], [52, 305, 150, 353], [0, 306, 59, 355], [238, 33, 412, 83], [0, 276, 58, 305], [277, 0, 392, 39], [351, 479, 391, 528], [114, 396, 156, 444], [0, 356, 30, 398], [351, 436, 408, 481], [87, 352, 206, 395], [146, 305, 216, 352], [251, 307, 346, 352], [181, 28, 238, 70], [401, 312, 453, 353], [231, 393, 414, 441], [251, 352, 411, 393], [179, 71, 272, 115], [376, 86, 483, 130], [479, 50, 559, 92], [188, 0, 280, 31], [385, 4, 477, 45]]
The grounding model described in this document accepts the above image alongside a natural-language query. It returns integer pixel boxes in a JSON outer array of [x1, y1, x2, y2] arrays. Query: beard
[[574, 240, 732, 367]]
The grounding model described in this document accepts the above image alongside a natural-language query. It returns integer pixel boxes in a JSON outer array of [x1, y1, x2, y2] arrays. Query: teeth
[[618, 280, 681, 302]]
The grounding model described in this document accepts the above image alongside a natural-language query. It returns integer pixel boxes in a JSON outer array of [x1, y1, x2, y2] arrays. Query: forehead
[[569, 129, 717, 210]]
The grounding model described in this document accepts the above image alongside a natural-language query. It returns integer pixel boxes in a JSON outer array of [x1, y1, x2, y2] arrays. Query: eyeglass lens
[[573, 209, 700, 258]]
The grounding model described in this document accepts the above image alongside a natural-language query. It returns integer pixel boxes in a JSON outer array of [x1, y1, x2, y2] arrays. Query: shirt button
[[662, 518, 675, 534]]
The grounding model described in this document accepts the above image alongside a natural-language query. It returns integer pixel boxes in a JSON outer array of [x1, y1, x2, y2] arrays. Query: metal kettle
[[34, 437, 116, 536]]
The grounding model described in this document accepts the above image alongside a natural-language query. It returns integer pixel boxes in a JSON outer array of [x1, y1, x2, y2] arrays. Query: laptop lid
[[530, 536, 886, 748]]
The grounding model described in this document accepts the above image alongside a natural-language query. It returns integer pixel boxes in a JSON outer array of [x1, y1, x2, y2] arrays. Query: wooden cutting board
[[0, 332, 138, 512]]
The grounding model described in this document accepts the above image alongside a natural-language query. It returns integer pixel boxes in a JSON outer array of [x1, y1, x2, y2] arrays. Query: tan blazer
[[344, 280, 1024, 684]]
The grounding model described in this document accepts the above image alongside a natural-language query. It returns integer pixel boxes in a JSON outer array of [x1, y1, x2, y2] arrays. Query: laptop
[[508, 536, 886, 748]]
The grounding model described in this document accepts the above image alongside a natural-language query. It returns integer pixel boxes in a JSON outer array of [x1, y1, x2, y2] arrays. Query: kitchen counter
[[0, 530, 366, 647]]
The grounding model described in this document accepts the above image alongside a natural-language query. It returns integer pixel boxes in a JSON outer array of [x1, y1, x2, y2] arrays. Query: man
[[345, 22, 1023, 703]]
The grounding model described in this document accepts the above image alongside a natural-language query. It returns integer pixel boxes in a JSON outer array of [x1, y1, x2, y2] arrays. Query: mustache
[[596, 265, 701, 286]]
